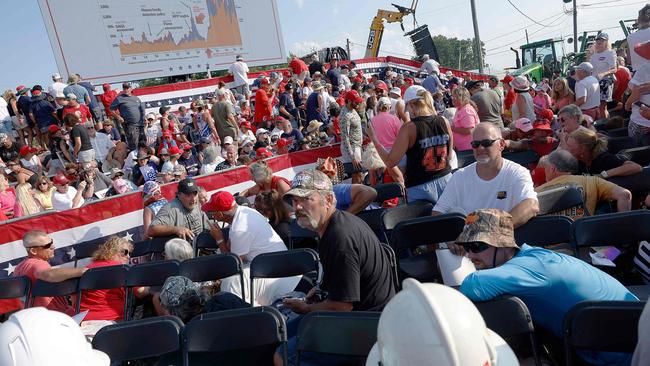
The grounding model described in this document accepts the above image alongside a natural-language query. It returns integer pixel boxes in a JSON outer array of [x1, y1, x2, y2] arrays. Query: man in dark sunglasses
[[12, 230, 87, 315], [457, 209, 638, 364], [432, 122, 539, 230]]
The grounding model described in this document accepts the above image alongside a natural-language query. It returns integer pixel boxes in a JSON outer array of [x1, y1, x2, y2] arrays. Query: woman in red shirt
[[254, 79, 274, 124], [239, 160, 290, 197]]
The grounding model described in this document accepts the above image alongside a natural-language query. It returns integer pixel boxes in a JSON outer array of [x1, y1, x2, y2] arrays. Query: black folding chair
[[563, 300, 644, 366], [289, 219, 319, 250], [28, 278, 79, 308], [147, 235, 178, 259], [76, 264, 129, 314], [295, 311, 380, 365], [373, 182, 405, 203], [193, 230, 217, 257], [619, 146, 650, 166], [607, 136, 637, 154], [182, 306, 287, 366], [92, 315, 183, 363], [249, 249, 320, 306], [572, 210, 650, 258], [475, 296, 542, 366], [0, 276, 31, 311], [514, 215, 573, 248], [626, 285, 650, 301], [124, 260, 180, 320], [389, 213, 466, 283], [72, 242, 103, 267], [502, 150, 539, 168], [130, 239, 153, 258], [380, 243, 400, 291], [537, 185, 588, 217], [357, 208, 386, 241], [380, 201, 434, 245], [179, 253, 245, 302]]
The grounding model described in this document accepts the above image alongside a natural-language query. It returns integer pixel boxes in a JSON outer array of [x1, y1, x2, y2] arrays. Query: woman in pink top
[[0, 175, 17, 218], [371, 97, 405, 184], [450, 87, 479, 151], [551, 77, 575, 113]]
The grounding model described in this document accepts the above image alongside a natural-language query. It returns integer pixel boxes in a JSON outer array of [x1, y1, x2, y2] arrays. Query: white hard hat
[[366, 279, 519, 366], [0, 307, 110, 366]]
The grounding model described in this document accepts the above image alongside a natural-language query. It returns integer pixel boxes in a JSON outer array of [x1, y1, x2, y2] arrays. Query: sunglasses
[[470, 139, 500, 149], [39, 181, 48, 185], [37, 239, 54, 249], [86, 126, 95, 130], [461, 242, 491, 254], [120, 249, 130, 256]]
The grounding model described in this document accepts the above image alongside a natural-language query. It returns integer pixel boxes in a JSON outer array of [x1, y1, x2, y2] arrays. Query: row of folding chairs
[[92, 307, 380, 366], [0, 249, 321, 320]]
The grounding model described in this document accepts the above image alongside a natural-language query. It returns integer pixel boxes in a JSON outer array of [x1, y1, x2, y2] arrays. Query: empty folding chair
[[0, 276, 31, 312], [536, 185, 588, 218], [514, 215, 573, 248], [502, 150, 539, 168], [475, 296, 542, 366], [179, 253, 245, 301], [289, 219, 319, 250], [357, 208, 386, 240], [563, 300, 644, 366], [124, 260, 180, 320], [249, 249, 319, 306], [389, 213, 466, 283], [380, 243, 400, 291], [182, 306, 287, 366], [28, 277, 79, 308], [619, 146, 650, 166], [572, 210, 650, 258], [92, 316, 183, 364], [380, 201, 434, 245], [295, 311, 380, 365], [193, 230, 217, 257], [76, 264, 129, 314], [72, 241, 104, 267]]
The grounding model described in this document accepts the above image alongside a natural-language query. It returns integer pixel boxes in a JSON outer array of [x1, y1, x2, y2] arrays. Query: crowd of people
[[1, 4, 650, 365]]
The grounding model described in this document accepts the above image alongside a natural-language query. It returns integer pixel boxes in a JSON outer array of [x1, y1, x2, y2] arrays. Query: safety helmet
[[366, 279, 519, 366], [0, 307, 110, 366]]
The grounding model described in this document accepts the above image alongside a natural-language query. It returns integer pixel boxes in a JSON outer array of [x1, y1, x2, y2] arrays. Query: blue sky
[[0, 0, 644, 92]]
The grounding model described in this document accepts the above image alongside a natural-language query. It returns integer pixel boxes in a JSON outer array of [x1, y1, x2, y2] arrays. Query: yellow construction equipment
[[365, 1, 418, 58]]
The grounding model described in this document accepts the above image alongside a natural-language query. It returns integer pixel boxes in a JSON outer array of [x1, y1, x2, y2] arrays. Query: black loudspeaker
[[405, 24, 439, 61]]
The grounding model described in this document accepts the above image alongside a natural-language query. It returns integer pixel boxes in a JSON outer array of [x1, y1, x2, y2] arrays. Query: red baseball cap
[[52, 173, 69, 185], [240, 121, 252, 130], [501, 75, 514, 84], [181, 143, 192, 151], [344, 90, 364, 104], [202, 191, 235, 212], [102, 83, 110, 90], [256, 147, 273, 158], [533, 120, 552, 131], [19, 146, 37, 156], [538, 109, 554, 122], [168, 146, 182, 156], [48, 125, 61, 134], [336, 96, 345, 106], [16, 85, 26, 92], [260, 78, 270, 86], [276, 138, 289, 149], [375, 81, 388, 91]]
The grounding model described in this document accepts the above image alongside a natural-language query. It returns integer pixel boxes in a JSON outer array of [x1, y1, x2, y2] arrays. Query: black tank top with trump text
[[405, 115, 451, 188]]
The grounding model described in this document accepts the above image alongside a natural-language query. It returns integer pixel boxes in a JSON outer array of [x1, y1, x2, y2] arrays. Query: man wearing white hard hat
[[574, 62, 601, 121], [0, 307, 110, 366], [457, 208, 638, 365], [366, 278, 518, 366]]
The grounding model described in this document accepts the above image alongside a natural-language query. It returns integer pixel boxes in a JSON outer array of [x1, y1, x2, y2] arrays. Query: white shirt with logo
[[575, 76, 601, 110], [589, 50, 616, 79]]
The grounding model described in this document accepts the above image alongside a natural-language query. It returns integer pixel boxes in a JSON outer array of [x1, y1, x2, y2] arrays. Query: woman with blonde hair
[[239, 160, 290, 197], [450, 86, 479, 151], [3, 89, 28, 145], [33, 176, 55, 210], [590, 33, 618, 119], [368, 85, 454, 204], [566, 128, 642, 177], [551, 77, 575, 112], [13, 183, 42, 217]]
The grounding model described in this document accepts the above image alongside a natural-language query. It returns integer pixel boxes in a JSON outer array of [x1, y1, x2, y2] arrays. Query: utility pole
[[573, 0, 578, 53], [470, 0, 484, 73], [525, 29, 530, 44], [346, 38, 351, 59]]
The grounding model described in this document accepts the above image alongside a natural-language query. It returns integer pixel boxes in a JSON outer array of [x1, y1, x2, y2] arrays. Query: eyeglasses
[[86, 126, 95, 130], [470, 139, 500, 149], [120, 249, 130, 256], [39, 181, 48, 185], [461, 242, 491, 254], [36, 239, 54, 249]]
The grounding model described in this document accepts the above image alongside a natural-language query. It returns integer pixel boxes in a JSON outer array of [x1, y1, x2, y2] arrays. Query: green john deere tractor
[[510, 38, 570, 84]]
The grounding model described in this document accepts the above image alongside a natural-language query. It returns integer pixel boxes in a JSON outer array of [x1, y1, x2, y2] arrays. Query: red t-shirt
[[13, 258, 74, 315], [504, 88, 516, 111], [98, 90, 118, 117], [62, 104, 92, 123], [257, 175, 290, 192], [79, 260, 125, 321], [613, 67, 632, 102], [254, 89, 272, 123], [289, 58, 308, 75]]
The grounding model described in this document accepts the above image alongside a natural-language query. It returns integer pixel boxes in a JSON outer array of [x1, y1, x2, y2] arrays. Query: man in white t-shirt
[[202, 190, 287, 262], [51, 173, 88, 211], [574, 62, 601, 120], [47, 73, 67, 109], [227, 55, 250, 98], [419, 54, 440, 75], [627, 4, 650, 70], [433, 122, 539, 228], [625, 41, 650, 144], [87, 124, 114, 164]]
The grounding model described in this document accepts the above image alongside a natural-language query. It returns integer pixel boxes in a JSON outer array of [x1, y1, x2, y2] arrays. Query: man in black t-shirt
[[0, 133, 22, 163]]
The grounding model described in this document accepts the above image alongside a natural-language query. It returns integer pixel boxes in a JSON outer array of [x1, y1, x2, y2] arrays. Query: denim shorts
[[406, 172, 452, 205]]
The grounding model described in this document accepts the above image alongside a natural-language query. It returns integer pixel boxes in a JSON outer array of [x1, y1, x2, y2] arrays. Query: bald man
[[433, 123, 539, 228]]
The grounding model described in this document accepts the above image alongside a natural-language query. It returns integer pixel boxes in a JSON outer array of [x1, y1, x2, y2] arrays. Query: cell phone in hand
[[634, 101, 649, 109]]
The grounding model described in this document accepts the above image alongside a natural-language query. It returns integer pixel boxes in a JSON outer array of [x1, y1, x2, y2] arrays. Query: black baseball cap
[[177, 178, 200, 194]]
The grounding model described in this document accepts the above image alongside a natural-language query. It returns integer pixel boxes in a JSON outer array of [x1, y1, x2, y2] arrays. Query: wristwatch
[[600, 170, 609, 179]]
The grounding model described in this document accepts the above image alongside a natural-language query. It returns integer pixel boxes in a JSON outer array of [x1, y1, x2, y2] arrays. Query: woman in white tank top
[[510, 76, 536, 122]]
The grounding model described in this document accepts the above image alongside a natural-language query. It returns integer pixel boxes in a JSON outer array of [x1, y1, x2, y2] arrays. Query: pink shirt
[[552, 95, 573, 112], [0, 189, 16, 217], [13, 257, 74, 315], [371, 111, 402, 149], [452, 104, 479, 151]]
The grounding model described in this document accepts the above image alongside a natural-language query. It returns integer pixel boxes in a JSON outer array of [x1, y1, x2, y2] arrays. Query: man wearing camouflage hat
[[458, 209, 637, 364]]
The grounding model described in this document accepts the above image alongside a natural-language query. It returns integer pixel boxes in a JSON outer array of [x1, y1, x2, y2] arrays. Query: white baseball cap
[[223, 136, 234, 145], [52, 73, 61, 80], [403, 85, 427, 104], [389, 87, 401, 97]]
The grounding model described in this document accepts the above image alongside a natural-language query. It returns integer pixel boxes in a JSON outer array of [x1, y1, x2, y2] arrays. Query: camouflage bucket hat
[[456, 209, 519, 249], [159, 276, 201, 308], [284, 169, 333, 200]]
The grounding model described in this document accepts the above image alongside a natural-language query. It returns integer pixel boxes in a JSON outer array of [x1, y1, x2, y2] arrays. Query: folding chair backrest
[[380, 243, 400, 291], [296, 311, 380, 363], [563, 300, 644, 366], [537, 185, 588, 218], [357, 208, 386, 240], [373, 182, 405, 203], [0, 276, 31, 300], [29, 278, 79, 307], [390, 213, 466, 251], [183, 306, 286, 366], [514, 215, 573, 247], [79, 264, 129, 292], [193, 231, 218, 256], [572, 211, 650, 253], [147, 235, 178, 255], [289, 219, 319, 249], [73, 241, 104, 266], [380, 201, 433, 244], [126, 260, 180, 287], [92, 315, 183, 363], [502, 150, 539, 167], [619, 146, 650, 166], [179, 253, 243, 283]]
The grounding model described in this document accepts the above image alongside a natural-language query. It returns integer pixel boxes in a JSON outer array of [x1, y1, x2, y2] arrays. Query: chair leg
[[283, 342, 289, 366], [529, 333, 543, 366]]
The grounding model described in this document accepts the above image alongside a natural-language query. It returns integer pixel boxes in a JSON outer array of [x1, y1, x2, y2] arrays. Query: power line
[[485, 12, 567, 52], [484, 11, 567, 43], [579, 0, 647, 9], [505, 0, 558, 27]]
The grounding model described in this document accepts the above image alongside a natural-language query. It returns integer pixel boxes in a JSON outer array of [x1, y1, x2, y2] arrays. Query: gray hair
[[164, 238, 194, 261], [558, 104, 582, 119], [543, 149, 578, 174], [23, 230, 48, 247], [249, 161, 273, 184]]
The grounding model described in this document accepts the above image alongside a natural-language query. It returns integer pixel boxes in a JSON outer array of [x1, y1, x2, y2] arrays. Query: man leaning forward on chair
[[274, 169, 396, 366], [457, 208, 638, 365]]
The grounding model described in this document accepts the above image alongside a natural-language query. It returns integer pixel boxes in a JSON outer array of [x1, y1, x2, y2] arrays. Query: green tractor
[[510, 38, 570, 84]]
